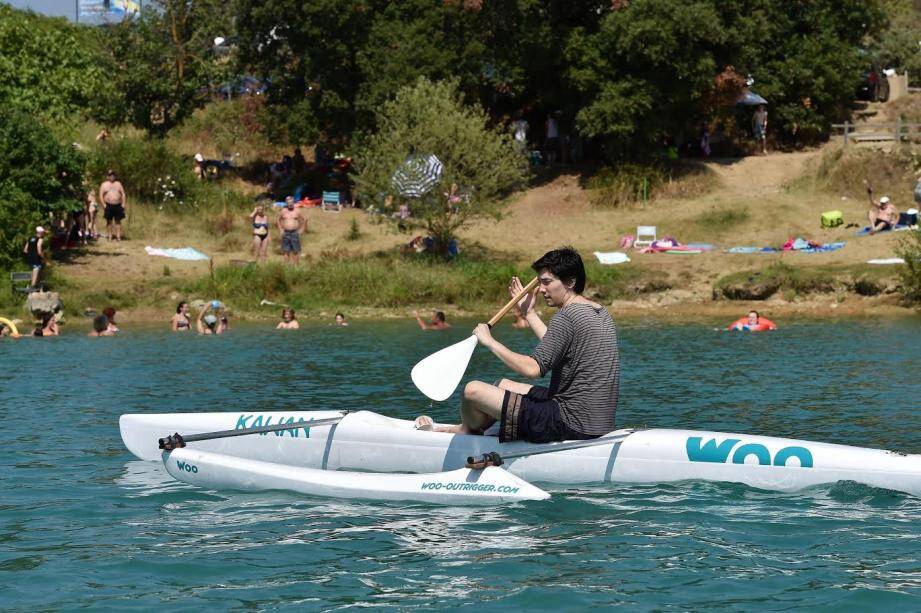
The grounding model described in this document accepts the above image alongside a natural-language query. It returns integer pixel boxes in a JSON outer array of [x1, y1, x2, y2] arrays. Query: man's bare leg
[[415, 379, 531, 435]]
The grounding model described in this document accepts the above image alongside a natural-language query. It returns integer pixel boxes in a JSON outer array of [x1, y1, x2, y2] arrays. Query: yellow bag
[[821, 210, 843, 228]]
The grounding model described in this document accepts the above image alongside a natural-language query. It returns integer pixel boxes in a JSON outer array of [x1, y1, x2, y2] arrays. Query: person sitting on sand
[[197, 301, 226, 335], [89, 314, 115, 337], [103, 307, 120, 334], [728, 310, 777, 331], [34, 314, 60, 337], [414, 310, 451, 330], [171, 301, 192, 332], [868, 193, 899, 234], [415, 247, 620, 444], [334, 312, 349, 327], [277, 308, 300, 329]]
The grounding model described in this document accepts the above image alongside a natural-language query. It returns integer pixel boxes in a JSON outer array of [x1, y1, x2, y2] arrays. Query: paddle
[[465, 430, 634, 469], [158, 414, 346, 451], [411, 276, 539, 401]]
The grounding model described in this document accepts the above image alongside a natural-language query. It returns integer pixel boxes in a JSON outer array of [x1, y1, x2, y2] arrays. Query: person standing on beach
[[99, 170, 127, 241], [277, 197, 305, 265], [415, 247, 620, 444], [752, 105, 768, 155], [23, 226, 45, 290], [249, 203, 271, 262]]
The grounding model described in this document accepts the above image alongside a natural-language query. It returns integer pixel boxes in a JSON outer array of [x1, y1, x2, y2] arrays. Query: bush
[[586, 161, 716, 207], [86, 137, 197, 206], [897, 230, 921, 304], [0, 108, 85, 270], [805, 144, 921, 199]]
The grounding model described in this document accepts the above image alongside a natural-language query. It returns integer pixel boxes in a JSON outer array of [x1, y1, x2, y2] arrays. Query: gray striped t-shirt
[[530, 303, 620, 435]]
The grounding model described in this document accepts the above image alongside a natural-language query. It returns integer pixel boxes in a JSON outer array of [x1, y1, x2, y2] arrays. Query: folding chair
[[633, 225, 657, 249], [322, 191, 342, 212]]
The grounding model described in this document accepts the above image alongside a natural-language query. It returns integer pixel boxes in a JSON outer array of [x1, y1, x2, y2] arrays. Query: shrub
[[86, 137, 197, 206], [586, 161, 717, 207], [0, 108, 85, 270], [897, 230, 921, 303], [805, 144, 921, 199]]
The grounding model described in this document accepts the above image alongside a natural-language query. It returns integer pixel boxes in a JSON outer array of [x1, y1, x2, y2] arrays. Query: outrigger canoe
[[119, 410, 921, 503]]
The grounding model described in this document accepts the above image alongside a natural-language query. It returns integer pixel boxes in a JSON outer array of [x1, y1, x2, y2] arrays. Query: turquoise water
[[1, 318, 920, 609]]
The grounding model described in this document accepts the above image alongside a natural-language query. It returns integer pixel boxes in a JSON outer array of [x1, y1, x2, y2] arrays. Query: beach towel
[[867, 258, 905, 265], [855, 224, 909, 236], [145, 246, 210, 261], [726, 246, 779, 254], [594, 251, 631, 265], [799, 241, 845, 253]]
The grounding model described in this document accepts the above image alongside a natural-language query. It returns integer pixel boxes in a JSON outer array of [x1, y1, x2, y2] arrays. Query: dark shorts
[[281, 230, 301, 253], [874, 220, 893, 231], [29, 262, 42, 270], [500, 386, 597, 444], [104, 203, 125, 221]]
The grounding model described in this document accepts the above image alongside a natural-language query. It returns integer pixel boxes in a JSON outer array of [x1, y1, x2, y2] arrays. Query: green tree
[[0, 108, 85, 271], [0, 5, 106, 129], [94, 0, 235, 137], [872, 0, 921, 81], [354, 78, 528, 256]]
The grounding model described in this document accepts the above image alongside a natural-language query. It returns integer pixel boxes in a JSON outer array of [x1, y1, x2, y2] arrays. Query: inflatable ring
[[0, 316, 21, 338]]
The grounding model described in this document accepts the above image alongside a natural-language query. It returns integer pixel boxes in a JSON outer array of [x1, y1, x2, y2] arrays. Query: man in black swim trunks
[[416, 247, 620, 443], [99, 170, 127, 241]]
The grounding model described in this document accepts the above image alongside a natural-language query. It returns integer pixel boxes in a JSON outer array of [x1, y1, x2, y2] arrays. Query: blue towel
[[855, 224, 908, 236], [726, 246, 779, 254], [799, 242, 845, 253]]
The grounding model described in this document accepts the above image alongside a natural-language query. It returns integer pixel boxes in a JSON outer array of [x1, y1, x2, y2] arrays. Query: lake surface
[[1, 318, 920, 609]]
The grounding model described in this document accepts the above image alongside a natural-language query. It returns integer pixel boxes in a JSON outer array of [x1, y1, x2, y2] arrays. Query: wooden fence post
[[896, 118, 903, 142], [843, 121, 850, 146]]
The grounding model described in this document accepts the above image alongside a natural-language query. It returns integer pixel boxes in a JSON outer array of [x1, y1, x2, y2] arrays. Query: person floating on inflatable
[[728, 310, 776, 332]]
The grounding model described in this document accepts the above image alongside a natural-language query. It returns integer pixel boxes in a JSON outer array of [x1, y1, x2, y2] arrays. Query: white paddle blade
[[411, 335, 478, 401]]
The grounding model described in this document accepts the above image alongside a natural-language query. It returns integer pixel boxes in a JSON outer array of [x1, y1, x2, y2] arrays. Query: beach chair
[[634, 225, 657, 249], [322, 191, 342, 212], [10, 271, 34, 294]]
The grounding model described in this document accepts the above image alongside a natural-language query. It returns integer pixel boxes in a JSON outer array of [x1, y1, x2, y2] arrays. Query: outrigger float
[[120, 410, 921, 504]]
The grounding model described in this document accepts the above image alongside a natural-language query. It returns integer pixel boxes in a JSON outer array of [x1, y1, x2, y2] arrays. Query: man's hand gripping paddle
[[411, 277, 539, 401]]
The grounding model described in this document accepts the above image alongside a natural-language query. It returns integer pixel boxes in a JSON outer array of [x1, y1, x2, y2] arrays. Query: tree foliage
[[0, 108, 85, 271], [0, 5, 105, 128], [93, 0, 235, 137], [354, 78, 528, 254]]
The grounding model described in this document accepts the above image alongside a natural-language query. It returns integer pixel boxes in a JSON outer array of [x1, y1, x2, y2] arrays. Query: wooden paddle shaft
[[487, 276, 539, 328]]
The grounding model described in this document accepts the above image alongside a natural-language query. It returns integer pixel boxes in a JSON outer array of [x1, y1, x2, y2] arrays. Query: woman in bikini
[[171, 301, 192, 332], [249, 204, 270, 261], [85, 191, 99, 240]]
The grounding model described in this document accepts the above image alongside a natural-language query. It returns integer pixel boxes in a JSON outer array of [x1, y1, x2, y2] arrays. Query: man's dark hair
[[531, 247, 585, 293], [93, 314, 109, 333], [434, 311, 446, 323]]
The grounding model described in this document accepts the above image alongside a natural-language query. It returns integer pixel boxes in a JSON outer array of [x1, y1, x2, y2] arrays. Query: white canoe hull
[[121, 410, 921, 498], [163, 448, 549, 504]]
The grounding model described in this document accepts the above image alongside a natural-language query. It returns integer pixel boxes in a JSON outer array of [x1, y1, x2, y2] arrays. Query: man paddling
[[416, 247, 620, 443]]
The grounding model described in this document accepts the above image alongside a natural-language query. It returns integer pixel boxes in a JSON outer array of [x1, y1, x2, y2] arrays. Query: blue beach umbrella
[[391, 154, 444, 198], [737, 91, 768, 106]]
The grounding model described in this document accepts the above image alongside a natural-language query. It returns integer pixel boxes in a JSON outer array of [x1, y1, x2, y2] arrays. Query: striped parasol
[[391, 154, 444, 198]]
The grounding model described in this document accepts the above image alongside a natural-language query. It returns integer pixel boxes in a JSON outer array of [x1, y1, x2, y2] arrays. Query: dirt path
[[705, 151, 818, 197]]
